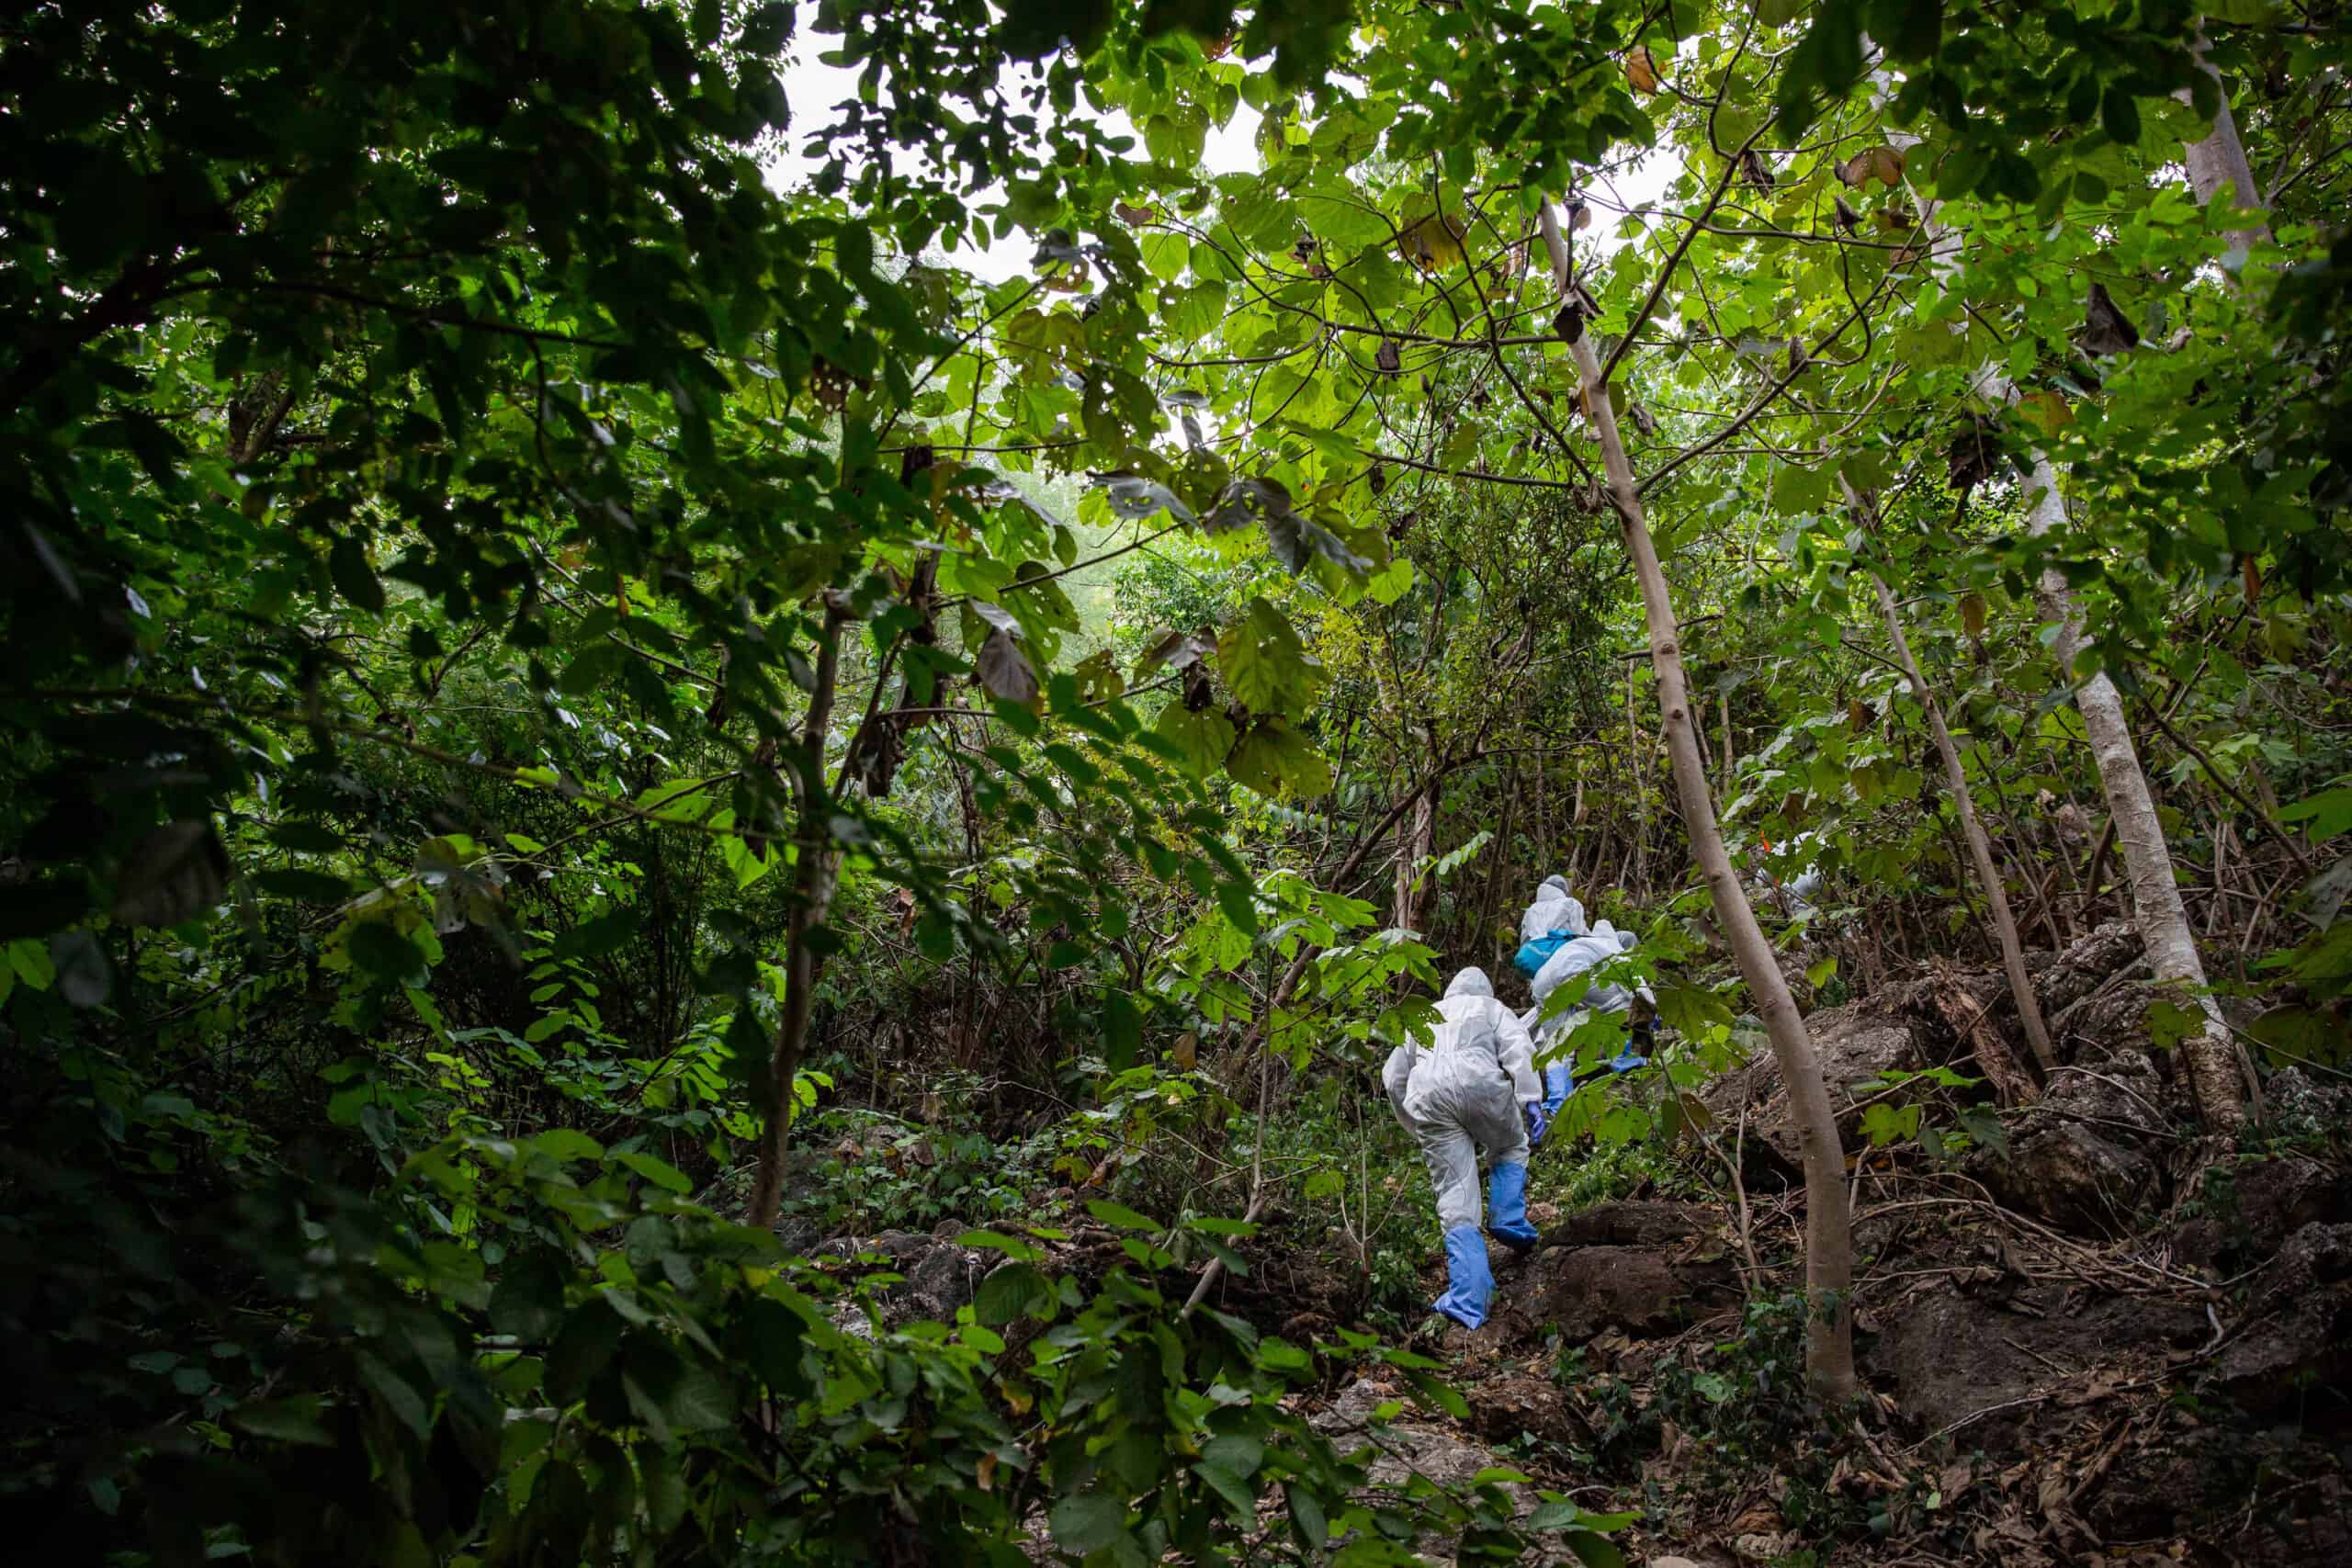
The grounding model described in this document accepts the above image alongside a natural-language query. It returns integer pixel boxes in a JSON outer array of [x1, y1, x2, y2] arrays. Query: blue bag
[[1514, 931, 1572, 976]]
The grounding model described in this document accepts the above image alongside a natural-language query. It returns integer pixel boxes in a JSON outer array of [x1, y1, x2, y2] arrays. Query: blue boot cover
[[1432, 1226, 1495, 1327], [1542, 1063, 1575, 1116], [1604, 1050, 1650, 1076], [1486, 1162, 1541, 1252]]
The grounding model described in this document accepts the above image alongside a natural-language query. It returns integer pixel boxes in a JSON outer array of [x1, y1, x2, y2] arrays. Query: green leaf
[[1154, 704, 1237, 779], [1286, 1485, 1329, 1550], [254, 867, 352, 903], [956, 1229, 1046, 1260], [328, 533, 386, 615], [1216, 876, 1260, 936], [545, 1300, 628, 1404], [229, 1395, 336, 1448], [491, 1250, 569, 1341], [555, 907, 640, 961], [2100, 85, 2141, 147], [615, 1150, 694, 1193], [975, 1260, 1053, 1325], [1227, 719, 1334, 799], [2144, 998, 2203, 1049], [1102, 989, 1142, 1067], [1568, 1534, 1628, 1568], [1049, 1492, 1128, 1555], [2279, 787, 2352, 843], [1085, 1200, 1157, 1231], [1193, 1460, 1257, 1518], [534, 1128, 605, 1162], [8, 937, 58, 991], [1215, 598, 1323, 718]]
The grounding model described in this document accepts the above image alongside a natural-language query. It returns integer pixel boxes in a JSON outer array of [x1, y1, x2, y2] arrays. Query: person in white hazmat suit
[[1382, 967, 1545, 1329], [1513, 875, 1590, 1116], [1751, 832, 1826, 920], [1522, 920, 1656, 1086]]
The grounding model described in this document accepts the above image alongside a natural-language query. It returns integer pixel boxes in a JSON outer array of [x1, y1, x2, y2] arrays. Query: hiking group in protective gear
[[1383, 877, 1657, 1329]]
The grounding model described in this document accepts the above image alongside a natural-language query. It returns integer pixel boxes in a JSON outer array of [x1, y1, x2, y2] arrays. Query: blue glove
[[1523, 1100, 1551, 1147]]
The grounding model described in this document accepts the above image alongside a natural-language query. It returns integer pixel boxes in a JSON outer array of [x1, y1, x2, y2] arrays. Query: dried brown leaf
[[1625, 45, 1662, 94]]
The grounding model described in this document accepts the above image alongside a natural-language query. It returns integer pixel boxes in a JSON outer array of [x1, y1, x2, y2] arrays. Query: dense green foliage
[[4, 0, 2348, 1562]]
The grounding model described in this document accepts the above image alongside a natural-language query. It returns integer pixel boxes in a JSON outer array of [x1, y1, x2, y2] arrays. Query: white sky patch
[[764, 17, 1260, 282], [763, 12, 1681, 284]]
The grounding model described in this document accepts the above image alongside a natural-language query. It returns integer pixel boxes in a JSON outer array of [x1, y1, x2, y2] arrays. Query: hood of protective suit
[[1444, 966, 1495, 1000], [1540, 874, 1571, 897], [1589, 920, 1637, 952]]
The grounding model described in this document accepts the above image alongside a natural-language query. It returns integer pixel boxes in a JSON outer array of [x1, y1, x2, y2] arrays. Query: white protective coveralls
[[1382, 967, 1539, 1230], [1519, 874, 1589, 949]]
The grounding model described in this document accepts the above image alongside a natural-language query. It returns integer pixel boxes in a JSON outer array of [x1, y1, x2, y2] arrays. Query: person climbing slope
[[1381, 967, 1545, 1329], [1750, 831, 1826, 921], [1514, 874, 1589, 1115], [1516, 874, 1588, 971], [1522, 919, 1655, 1090]]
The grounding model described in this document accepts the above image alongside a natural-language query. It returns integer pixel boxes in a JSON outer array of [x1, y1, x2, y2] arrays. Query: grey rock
[[1981, 1121, 2156, 1236], [2175, 1155, 2351, 1269], [2216, 1221, 2352, 1412], [1500, 1241, 1737, 1343]]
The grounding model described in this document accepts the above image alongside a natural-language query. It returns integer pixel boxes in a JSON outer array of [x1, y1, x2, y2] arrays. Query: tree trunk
[[1393, 778, 1441, 933], [1542, 202, 1855, 1401], [1856, 523, 2057, 1078], [1719, 691, 1736, 809], [2023, 468, 2245, 1129], [2177, 29, 2270, 265], [746, 605, 851, 1230]]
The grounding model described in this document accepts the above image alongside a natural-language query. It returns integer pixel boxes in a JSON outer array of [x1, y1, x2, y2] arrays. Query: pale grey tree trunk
[[2021, 467, 2246, 1128], [2177, 30, 2271, 265]]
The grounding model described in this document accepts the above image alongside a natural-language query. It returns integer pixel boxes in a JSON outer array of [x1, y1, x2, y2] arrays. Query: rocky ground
[[800, 922, 2350, 1564]]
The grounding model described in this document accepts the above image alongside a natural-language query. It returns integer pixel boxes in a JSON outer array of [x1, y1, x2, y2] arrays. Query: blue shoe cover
[[1605, 1051, 1650, 1076], [1432, 1226, 1494, 1327], [1542, 1063, 1575, 1116], [1486, 1162, 1541, 1252]]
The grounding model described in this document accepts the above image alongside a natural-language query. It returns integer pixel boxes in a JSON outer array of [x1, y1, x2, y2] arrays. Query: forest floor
[[782, 921, 2350, 1565]]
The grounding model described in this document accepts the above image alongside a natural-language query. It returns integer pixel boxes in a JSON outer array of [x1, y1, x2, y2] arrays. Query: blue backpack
[[1514, 931, 1574, 976]]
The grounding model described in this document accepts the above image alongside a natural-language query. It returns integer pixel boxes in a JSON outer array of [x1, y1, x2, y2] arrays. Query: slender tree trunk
[[2177, 29, 2271, 265], [1719, 692, 1736, 809], [1858, 534, 2057, 1078], [1542, 203, 1854, 1400], [2020, 468, 2245, 1127], [1393, 778, 1441, 933], [1476, 769, 1518, 958], [746, 604, 851, 1230]]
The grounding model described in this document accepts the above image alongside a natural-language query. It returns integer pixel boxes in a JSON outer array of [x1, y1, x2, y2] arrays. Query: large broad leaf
[[977, 628, 1039, 703], [1216, 599, 1324, 719], [1155, 705, 1238, 779], [1135, 626, 1214, 676], [1098, 473, 1198, 525], [1261, 508, 1370, 579], [1048, 1492, 1128, 1555], [974, 1260, 1053, 1325], [112, 821, 231, 928], [1227, 719, 1334, 799], [556, 907, 641, 962]]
